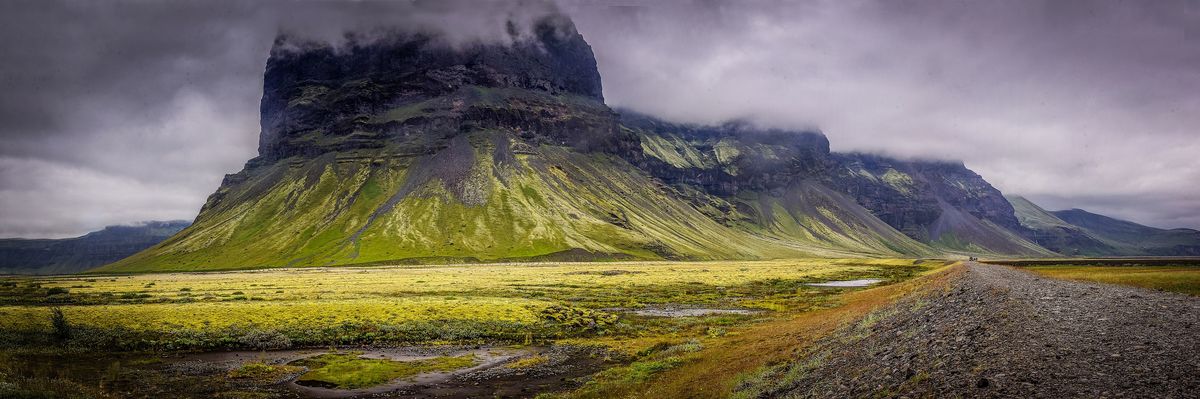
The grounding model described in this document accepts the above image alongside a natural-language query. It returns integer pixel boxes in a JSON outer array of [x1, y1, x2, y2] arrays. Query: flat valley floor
[[1, 259, 1197, 398]]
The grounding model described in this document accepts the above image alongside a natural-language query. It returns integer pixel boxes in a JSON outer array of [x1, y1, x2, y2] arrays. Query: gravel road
[[752, 262, 1200, 398]]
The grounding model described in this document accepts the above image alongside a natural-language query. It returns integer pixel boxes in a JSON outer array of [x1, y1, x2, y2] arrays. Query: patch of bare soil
[[746, 262, 1200, 398]]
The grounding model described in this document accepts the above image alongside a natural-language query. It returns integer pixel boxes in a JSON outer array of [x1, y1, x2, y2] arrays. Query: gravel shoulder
[[744, 262, 1200, 398]]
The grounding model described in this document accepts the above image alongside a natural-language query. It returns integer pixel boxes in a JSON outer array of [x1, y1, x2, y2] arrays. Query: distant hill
[[1009, 196, 1200, 256], [1051, 208, 1200, 256], [1007, 196, 1116, 256], [0, 221, 190, 275]]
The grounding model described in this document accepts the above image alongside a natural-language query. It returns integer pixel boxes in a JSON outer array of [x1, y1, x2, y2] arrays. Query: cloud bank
[[0, 0, 1197, 237]]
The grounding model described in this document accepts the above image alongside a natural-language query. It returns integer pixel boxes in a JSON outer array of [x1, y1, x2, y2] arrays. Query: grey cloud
[[0, 0, 1197, 237]]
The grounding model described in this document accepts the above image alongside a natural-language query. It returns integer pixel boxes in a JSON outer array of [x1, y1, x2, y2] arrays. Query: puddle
[[806, 278, 884, 287], [629, 307, 759, 317]]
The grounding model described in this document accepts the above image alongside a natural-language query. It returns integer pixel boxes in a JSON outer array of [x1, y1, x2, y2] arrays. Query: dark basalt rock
[[619, 110, 1028, 249], [826, 153, 1024, 242], [254, 13, 610, 164], [619, 111, 831, 197]]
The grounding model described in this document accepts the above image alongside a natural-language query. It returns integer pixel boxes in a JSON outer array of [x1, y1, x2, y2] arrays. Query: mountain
[[0, 221, 190, 275], [99, 15, 823, 272], [1008, 196, 1200, 256], [99, 14, 945, 273], [826, 155, 1052, 256], [1051, 208, 1200, 256], [95, 13, 1158, 273], [1007, 196, 1117, 256], [618, 113, 937, 257]]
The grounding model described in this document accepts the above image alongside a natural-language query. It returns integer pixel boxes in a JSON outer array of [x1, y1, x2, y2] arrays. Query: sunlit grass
[[1025, 265, 1200, 296], [292, 352, 477, 389], [0, 297, 545, 331], [0, 258, 934, 350]]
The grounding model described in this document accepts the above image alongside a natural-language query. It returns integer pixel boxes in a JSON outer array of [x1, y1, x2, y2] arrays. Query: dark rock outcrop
[[619, 111, 830, 197], [255, 13, 613, 164], [824, 153, 1043, 256], [827, 154, 1023, 235]]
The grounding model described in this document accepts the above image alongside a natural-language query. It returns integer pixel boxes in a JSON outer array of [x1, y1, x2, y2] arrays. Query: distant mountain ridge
[[1009, 196, 1200, 256], [91, 12, 1196, 273], [0, 221, 190, 275], [1051, 208, 1200, 256]]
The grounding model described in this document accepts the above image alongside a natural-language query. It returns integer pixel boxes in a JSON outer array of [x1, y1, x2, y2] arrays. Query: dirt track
[[753, 262, 1200, 398]]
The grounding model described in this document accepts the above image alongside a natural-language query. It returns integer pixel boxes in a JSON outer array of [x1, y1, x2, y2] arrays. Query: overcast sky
[[0, 0, 1197, 238]]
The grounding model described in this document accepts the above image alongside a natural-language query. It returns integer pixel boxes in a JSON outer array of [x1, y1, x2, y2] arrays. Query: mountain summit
[[99, 13, 1189, 272], [256, 14, 608, 164]]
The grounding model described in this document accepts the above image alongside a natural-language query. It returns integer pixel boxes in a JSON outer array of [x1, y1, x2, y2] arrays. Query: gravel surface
[[755, 262, 1200, 398]]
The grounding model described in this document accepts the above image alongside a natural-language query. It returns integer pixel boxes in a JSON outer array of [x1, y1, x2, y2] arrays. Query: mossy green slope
[[625, 126, 936, 258], [102, 131, 828, 272], [729, 183, 935, 257]]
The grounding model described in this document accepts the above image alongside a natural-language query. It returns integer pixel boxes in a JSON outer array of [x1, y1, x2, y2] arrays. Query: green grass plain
[[0, 258, 945, 398], [293, 352, 477, 389]]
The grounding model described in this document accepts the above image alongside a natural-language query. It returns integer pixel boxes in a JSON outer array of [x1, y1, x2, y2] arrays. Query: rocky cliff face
[[828, 154, 1022, 234], [619, 111, 830, 196], [255, 13, 619, 165], [825, 153, 1048, 255], [619, 112, 1046, 256], [618, 112, 937, 256]]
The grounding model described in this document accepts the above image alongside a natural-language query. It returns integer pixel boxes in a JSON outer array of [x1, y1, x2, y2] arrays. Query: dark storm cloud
[[0, 0, 1197, 237]]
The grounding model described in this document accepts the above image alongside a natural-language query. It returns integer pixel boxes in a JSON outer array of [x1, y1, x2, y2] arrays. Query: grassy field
[[0, 258, 948, 398], [1023, 265, 1200, 296], [984, 258, 1200, 296], [0, 259, 933, 351]]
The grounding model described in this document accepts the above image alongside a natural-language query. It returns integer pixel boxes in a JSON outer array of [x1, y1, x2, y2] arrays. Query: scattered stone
[[743, 262, 1200, 398]]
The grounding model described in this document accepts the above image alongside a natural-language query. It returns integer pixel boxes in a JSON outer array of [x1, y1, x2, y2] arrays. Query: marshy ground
[[0, 259, 937, 398], [2, 258, 1196, 398]]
